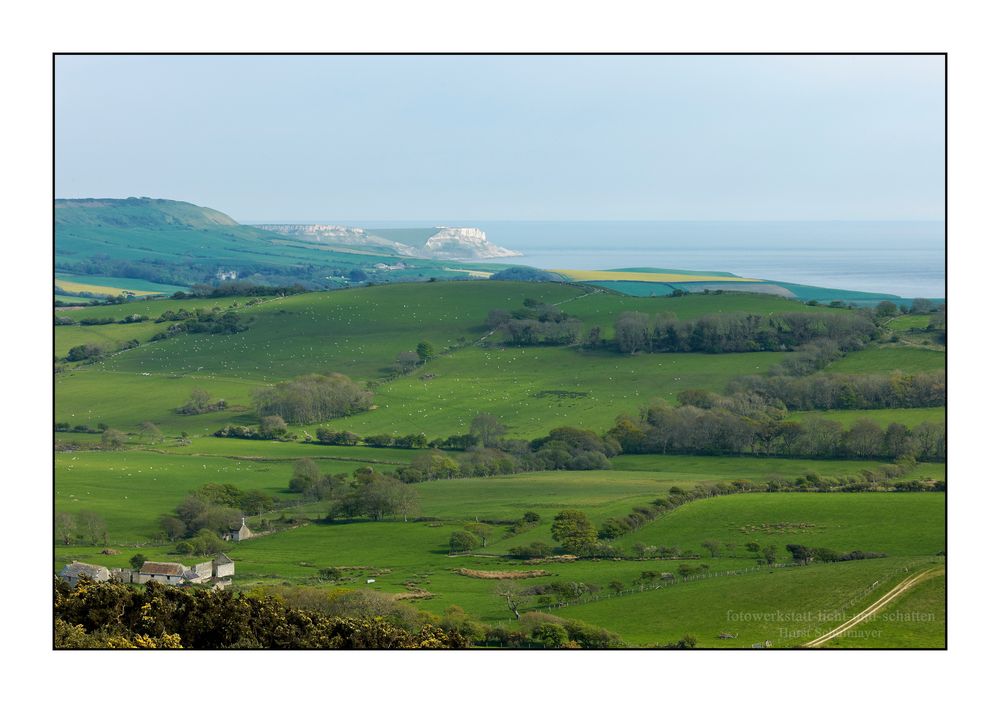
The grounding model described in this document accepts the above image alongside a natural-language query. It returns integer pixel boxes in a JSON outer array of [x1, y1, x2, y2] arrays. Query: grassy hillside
[[56, 282, 843, 437], [53, 275, 946, 648], [820, 568, 945, 648], [823, 346, 945, 374], [556, 556, 940, 647], [615, 492, 945, 557], [56, 198, 285, 267]]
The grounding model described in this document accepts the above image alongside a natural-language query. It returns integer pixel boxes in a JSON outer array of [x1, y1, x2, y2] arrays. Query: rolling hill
[[55, 197, 505, 290]]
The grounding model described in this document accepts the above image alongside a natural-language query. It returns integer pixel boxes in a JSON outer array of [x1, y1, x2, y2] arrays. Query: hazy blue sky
[[55, 55, 944, 222]]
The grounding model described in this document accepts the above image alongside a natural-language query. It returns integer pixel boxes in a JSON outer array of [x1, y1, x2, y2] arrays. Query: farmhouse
[[59, 561, 110, 586], [139, 561, 187, 584], [72, 554, 236, 588], [183, 560, 214, 583], [213, 553, 235, 578]]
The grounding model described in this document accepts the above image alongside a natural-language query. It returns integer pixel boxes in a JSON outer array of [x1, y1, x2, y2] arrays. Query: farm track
[[801, 565, 944, 648]]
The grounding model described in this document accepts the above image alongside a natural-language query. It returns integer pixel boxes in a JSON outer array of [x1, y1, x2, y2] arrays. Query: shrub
[[507, 542, 554, 559], [449, 531, 478, 554], [315, 428, 361, 446], [66, 344, 103, 362], [254, 372, 372, 424]]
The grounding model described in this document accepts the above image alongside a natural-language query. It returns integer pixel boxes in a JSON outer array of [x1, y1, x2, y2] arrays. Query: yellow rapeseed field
[[55, 278, 164, 296]]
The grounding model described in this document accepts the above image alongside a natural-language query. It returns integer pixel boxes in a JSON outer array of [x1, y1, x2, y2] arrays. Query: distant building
[[213, 553, 235, 579], [62, 554, 235, 588], [225, 517, 254, 542], [182, 560, 215, 584], [138, 561, 187, 584], [59, 561, 110, 586]]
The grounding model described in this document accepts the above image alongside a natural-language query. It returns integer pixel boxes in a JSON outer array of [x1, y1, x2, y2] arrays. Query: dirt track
[[802, 566, 945, 648]]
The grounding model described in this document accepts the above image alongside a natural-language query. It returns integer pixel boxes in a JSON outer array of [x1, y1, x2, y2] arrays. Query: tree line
[[63, 338, 139, 363], [485, 298, 583, 346], [609, 399, 945, 461], [150, 308, 250, 340], [313, 396, 944, 489], [611, 309, 879, 354], [726, 369, 945, 411]]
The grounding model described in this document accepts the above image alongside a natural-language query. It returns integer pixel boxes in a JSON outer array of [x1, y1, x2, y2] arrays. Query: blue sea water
[[312, 220, 946, 299]]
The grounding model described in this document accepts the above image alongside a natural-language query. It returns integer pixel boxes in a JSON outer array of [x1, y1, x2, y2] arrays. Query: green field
[[616, 492, 944, 557], [824, 346, 945, 374], [556, 556, 941, 647], [56, 272, 188, 296], [820, 569, 945, 648], [887, 314, 933, 331], [56, 283, 827, 439], [788, 407, 945, 428], [54, 277, 946, 648]]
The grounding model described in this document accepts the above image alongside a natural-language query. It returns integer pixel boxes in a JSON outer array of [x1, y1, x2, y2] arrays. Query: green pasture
[[886, 314, 933, 331], [158, 437, 421, 464], [608, 454, 922, 479], [94, 281, 574, 382], [59, 296, 258, 323], [55, 294, 95, 305], [53, 442, 946, 647], [56, 282, 905, 441], [788, 407, 945, 428], [617, 492, 945, 558], [821, 568, 945, 648], [55, 370, 259, 433], [56, 296, 260, 358], [558, 289, 842, 338], [56, 446, 887, 543], [56, 450, 301, 542], [53, 510, 942, 646], [56, 321, 160, 359], [557, 556, 941, 647], [824, 346, 944, 374], [321, 346, 785, 439], [58, 340, 792, 443], [53, 279, 946, 647]]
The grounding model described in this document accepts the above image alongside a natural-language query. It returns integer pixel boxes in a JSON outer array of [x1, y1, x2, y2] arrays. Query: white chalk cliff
[[423, 227, 521, 258], [256, 224, 521, 260]]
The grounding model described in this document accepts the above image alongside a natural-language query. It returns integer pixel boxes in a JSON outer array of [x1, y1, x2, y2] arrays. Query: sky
[[55, 55, 944, 222]]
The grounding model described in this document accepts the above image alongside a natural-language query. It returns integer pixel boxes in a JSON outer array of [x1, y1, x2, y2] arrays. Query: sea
[[326, 220, 946, 300]]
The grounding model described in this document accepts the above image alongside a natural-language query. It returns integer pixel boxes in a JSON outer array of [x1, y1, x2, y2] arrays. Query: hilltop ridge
[[56, 197, 242, 229]]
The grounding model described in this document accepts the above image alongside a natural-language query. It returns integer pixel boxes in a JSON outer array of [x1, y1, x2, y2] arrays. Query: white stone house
[[63, 554, 235, 587], [59, 561, 111, 586], [182, 560, 215, 583], [137, 561, 187, 584], [212, 553, 235, 579]]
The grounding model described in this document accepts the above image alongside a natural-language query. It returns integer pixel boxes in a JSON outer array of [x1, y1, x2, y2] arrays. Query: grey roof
[[213, 553, 234, 565], [60, 561, 110, 579]]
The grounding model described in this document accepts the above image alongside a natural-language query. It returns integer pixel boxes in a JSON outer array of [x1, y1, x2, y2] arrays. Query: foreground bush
[[54, 579, 466, 649]]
